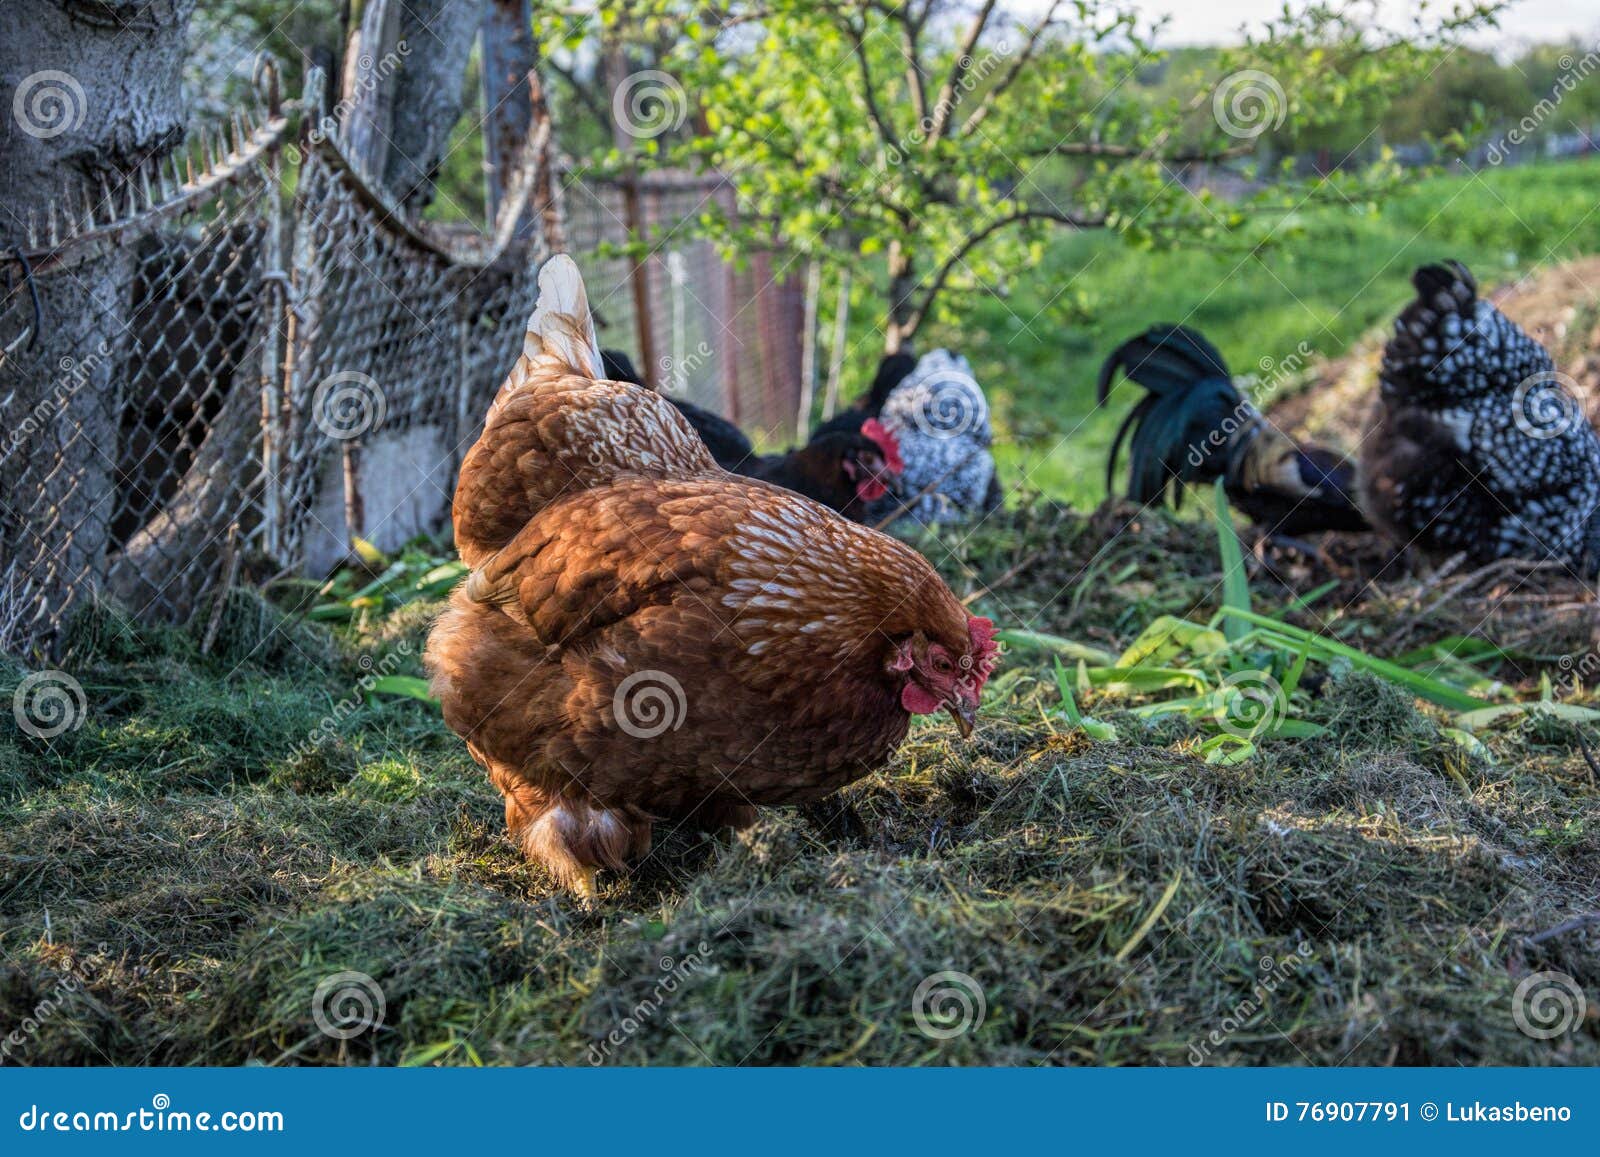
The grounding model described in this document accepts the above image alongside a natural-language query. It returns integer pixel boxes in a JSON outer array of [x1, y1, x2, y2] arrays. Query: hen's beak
[[946, 700, 976, 738]]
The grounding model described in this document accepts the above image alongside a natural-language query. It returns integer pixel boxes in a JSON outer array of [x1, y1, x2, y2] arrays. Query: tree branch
[[896, 5, 927, 128], [903, 204, 1105, 337], [1023, 140, 1255, 163], [926, 0, 996, 145], [837, 11, 900, 151], [960, 0, 1064, 136], [544, 55, 612, 127]]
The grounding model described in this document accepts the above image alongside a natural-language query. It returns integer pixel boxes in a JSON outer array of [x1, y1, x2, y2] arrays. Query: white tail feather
[[523, 254, 602, 378]]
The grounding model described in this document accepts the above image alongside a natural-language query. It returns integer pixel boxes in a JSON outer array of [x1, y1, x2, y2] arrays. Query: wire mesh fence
[[0, 62, 812, 662], [0, 85, 292, 660], [561, 171, 809, 441]]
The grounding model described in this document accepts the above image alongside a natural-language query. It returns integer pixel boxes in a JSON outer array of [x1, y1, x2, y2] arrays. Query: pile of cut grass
[[1, 506, 1596, 1066]]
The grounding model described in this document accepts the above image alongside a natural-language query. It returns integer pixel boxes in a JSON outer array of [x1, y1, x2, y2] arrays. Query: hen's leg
[[496, 772, 651, 896]]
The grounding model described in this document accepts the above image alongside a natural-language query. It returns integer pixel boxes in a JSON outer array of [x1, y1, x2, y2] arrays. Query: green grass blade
[[1212, 478, 1251, 642], [1214, 606, 1485, 711], [371, 675, 440, 708], [994, 629, 1119, 666]]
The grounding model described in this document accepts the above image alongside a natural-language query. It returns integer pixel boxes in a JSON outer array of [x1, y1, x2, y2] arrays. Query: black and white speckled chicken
[[1362, 260, 1600, 575], [1098, 325, 1368, 536]]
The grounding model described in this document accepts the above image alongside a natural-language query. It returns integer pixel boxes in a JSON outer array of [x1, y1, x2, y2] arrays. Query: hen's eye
[[934, 656, 952, 672]]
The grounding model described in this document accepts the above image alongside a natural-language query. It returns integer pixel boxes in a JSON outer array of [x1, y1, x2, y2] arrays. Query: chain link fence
[[0, 63, 811, 661]]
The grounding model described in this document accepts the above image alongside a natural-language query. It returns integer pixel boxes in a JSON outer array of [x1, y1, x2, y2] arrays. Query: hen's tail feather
[[523, 254, 602, 379]]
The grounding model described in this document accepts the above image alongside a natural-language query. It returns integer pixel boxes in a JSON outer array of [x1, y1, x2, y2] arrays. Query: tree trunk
[[886, 241, 916, 353], [342, 0, 488, 213], [480, 0, 536, 235], [0, 0, 194, 650]]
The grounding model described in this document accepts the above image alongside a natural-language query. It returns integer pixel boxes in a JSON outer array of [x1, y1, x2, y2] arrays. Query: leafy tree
[[546, 0, 1508, 351]]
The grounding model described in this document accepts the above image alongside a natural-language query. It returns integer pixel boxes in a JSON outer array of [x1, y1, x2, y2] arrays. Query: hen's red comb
[[967, 615, 999, 688], [861, 418, 904, 474]]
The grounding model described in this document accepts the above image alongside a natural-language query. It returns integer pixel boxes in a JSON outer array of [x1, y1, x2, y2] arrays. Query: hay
[[0, 505, 1596, 1066]]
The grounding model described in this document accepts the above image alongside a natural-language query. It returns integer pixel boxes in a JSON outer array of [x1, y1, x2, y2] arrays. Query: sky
[[1113, 0, 1598, 51]]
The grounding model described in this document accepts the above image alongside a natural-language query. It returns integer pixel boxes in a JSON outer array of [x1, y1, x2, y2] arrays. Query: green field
[[913, 156, 1600, 507]]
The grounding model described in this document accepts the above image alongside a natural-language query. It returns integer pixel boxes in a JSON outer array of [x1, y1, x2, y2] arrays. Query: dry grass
[[1, 506, 1597, 1067]]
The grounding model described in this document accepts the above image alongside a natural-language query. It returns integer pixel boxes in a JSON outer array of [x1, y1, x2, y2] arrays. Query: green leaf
[[993, 629, 1118, 666], [371, 676, 440, 708], [1212, 478, 1251, 642], [352, 537, 388, 568], [1440, 727, 1494, 762], [1116, 616, 1228, 670], [1052, 657, 1119, 741], [1084, 666, 1212, 695], [1213, 607, 1484, 712], [1200, 734, 1256, 765]]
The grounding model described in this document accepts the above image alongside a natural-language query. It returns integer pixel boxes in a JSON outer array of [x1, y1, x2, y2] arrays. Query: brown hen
[[426, 256, 997, 896]]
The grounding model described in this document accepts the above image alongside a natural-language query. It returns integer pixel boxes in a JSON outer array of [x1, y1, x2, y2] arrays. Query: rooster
[[1098, 325, 1369, 537], [427, 257, 998, 896], [1362, 260, 1600, 574], [599, 350, 904, 523]]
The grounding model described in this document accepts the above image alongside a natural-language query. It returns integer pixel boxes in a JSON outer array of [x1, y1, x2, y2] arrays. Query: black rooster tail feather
[[1097, 325, 1248, 507], [1096, 325, 1232, 406]]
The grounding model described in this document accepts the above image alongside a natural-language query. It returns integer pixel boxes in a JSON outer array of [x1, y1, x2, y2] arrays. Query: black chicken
[[809, 350, 918, 440], [1362, 260, 1600, 574], [599, 350, 903, 522], [1098, 325, 1369, 536]]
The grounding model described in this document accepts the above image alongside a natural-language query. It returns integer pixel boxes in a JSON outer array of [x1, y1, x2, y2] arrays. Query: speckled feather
[[872, 350, 997, 524], [1362, 261, 1600, 573]]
